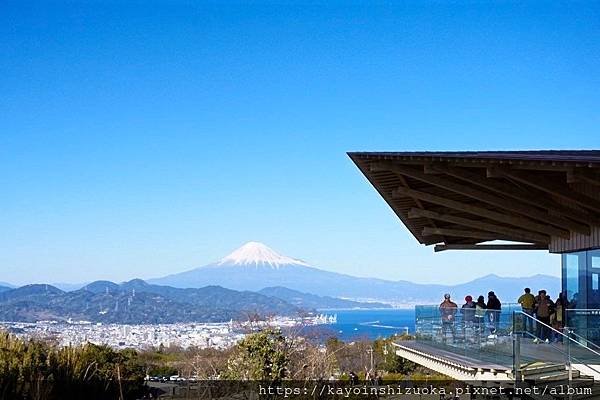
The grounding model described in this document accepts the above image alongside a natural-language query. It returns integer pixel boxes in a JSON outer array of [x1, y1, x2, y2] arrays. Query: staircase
[[516, 363, 597, 400]]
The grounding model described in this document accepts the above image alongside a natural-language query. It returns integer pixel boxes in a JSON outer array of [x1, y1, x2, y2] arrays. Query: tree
[[0, 331, 145, 400], [373, 337, 416, 375], [223, 328, 289, 382], [186, 347, 231, 379]]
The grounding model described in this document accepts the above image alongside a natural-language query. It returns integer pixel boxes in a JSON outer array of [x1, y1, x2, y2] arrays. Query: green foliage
[[373, 337, 416, 374], [0, 329, 423, 400], [223, 328, 289, 381], [136, 347, 182, 376], [0, 332, 145, 400], [147, 364, 178, 376]]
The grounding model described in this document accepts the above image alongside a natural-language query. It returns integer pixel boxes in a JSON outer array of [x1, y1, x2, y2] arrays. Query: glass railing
[[414, 303, 521, 368], [565, 308, 600, 348], [413, 304, 600, 375], [514, 311, 600, 371]]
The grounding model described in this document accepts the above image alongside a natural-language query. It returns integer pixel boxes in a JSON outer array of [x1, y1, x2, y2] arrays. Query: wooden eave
[[348, 151, 600, 252]]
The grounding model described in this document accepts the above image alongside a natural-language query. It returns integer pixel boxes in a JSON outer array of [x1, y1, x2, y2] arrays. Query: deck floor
[[397, 338, 600, 370], [396, 340, 511, 370]]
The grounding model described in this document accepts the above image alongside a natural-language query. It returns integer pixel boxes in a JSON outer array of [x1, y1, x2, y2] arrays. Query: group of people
[[437, 288, 568, 343], [517, 287, 567, 342], [438, 291, 503, 340]]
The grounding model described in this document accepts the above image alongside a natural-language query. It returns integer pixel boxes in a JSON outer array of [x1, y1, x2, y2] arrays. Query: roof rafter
[[488, 167, 600, 214], [567, 169, 600, 187], [408, 208, 550, 244], [430, 164, 600, 226], [422, 227, 515, 242], [392, 185, 570, 238], [434, 243, 549, 252], [372, 162, 590, 235]]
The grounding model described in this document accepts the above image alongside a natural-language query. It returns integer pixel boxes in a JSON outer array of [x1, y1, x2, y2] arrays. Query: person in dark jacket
[[439, 293, 458, 341], [534, 291, 555, 342], [460, 295, 476, 338], [486, 291, 502, 335]]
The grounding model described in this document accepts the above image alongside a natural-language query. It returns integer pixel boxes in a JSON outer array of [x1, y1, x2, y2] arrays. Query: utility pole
[[367, 346, 374, 374]]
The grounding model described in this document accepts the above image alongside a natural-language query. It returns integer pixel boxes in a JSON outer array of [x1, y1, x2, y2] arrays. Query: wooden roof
[[348, 151, 600, 252]]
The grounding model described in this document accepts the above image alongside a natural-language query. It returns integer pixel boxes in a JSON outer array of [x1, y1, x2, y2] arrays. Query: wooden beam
[[362, 157, 594, 171], [392, 185, 570, 238], [409, 208, 550, 243], [423, 163, 445, 174], [422, 227, 515, 242], [373, 162, 590, 235], [568, 169, 600, 187], [488, 167, 600, 214], [567, 170, 581, 184], [434, 243, 549, 252], [433, 164, 600, 226], [394, 171, 444, 242]]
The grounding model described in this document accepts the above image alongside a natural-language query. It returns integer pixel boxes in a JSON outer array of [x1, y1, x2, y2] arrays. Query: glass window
[[564, 253, 581, 307], [562, 250, 600, 345], [592, 251, 600, 269], [588, 250, 600, 309]]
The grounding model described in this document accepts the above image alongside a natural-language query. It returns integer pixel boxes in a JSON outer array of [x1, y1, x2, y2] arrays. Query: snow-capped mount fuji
[[216, 242, 310, 268], [148, 242, 560, 304], [148, 241, 439, 302], [149, 242, 340, 292]]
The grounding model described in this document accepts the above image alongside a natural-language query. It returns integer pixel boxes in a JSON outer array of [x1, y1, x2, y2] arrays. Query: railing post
[[566, 327, 572, 383], [513, 311, 521, 382], [514, 334, 521, 381]]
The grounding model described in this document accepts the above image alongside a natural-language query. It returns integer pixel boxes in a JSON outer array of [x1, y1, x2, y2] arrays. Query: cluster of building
[[0, 314, 337, 351]]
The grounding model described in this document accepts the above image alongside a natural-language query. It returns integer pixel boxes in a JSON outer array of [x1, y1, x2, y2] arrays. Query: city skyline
[[2, 2, 599, 285]]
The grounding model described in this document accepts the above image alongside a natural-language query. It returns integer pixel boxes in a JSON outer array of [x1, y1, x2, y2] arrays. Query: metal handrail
[[515, 313, 600, 378], [516, 311, 600, 358], [518, 330, 570, 358], [559, 308, 600, 352], [567, 329, 600, 353]]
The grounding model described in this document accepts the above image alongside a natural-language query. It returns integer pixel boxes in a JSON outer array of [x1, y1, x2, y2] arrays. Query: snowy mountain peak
[[217, 242, 310, 268]]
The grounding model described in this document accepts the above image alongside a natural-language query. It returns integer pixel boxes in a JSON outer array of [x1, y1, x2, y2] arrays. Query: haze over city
[[3, 2, 599, 286]]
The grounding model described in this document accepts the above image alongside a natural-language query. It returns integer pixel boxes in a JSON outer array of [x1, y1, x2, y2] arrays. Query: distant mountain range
[[0, 280, 302, 324], [1, 242, 561, 322], [149, 242, 561, 305], [0, 285, 12, 293], [0, 278, 390, 324]]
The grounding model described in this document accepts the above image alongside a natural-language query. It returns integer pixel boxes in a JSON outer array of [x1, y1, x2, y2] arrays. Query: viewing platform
[[350, 151, 600, 397], [393, 304, 600, 397]]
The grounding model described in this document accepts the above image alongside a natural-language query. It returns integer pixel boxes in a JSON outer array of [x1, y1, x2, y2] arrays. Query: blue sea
[[306, 309, 416, 341]]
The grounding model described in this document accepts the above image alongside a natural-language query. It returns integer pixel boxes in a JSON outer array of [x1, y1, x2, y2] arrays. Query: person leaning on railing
[[460, 296, 476, 335], [551, 292, 566, 342], [474, 296, 487, 335], [534, 290, 555, 342], [486, 291, 501, 335], [439, 293, 458, 341], [517, 288, 536, 334]]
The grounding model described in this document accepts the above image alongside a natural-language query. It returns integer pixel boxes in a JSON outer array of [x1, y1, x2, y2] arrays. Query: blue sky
[[1, 1, 599, 285]]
